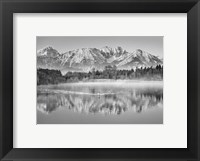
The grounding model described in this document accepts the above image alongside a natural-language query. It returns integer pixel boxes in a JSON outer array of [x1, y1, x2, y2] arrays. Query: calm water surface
[[37, 80, 163, 124]]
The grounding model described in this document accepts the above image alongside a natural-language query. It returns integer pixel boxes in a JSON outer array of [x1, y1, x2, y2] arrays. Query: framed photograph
[[0, 0, 199, 160]]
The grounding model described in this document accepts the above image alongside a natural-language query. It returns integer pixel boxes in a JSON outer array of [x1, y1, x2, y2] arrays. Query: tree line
[[37, 65, 163, 85], [37, 68, 65, 85]]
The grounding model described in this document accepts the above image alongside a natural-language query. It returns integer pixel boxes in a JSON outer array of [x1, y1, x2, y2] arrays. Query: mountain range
[[37, 46, 163, 73]]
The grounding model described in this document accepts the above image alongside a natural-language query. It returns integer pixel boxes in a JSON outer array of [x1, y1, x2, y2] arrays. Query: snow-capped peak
[[37, 46, 60, 57], [37, 46, 163, 71]]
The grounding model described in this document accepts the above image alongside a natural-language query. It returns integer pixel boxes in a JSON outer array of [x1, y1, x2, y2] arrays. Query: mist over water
[[37, 81, 163, 124]]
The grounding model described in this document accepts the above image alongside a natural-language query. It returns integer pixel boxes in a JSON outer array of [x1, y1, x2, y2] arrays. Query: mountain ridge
[[37, 46, 163, 72]]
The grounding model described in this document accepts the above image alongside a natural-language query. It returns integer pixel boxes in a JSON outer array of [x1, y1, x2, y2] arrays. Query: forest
[[37, 65, 163, 85]]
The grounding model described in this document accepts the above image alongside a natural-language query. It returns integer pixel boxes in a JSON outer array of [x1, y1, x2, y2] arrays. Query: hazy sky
[[37, 36, 163, 58]]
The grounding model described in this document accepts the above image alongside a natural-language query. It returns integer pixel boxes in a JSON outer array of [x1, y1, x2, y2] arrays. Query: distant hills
[[37, 46, 163, 73]]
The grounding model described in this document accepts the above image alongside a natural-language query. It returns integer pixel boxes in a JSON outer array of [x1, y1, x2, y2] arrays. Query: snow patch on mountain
[[37, 46, 60, 57], [37, 46, 163, 72]]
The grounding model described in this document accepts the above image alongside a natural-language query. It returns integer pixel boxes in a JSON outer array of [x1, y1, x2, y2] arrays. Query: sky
[[37, 36, 163, 58]]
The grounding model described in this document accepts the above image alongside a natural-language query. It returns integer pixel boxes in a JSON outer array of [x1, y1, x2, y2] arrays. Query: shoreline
[[80, 79, 162, 82], [38, 79, 163, 87]]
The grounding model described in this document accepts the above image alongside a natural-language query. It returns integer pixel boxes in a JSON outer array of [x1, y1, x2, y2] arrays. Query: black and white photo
[[37, 36, 163, 124]]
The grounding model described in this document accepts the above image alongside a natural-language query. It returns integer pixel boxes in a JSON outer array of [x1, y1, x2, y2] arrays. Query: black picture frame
[[0, 0, 199, 160]]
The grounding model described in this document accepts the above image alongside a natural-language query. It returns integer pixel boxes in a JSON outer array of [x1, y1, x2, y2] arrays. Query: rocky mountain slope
[[37, 46, 163, 72]]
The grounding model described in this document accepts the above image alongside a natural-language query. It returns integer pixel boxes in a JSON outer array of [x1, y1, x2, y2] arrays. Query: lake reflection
[[37, 81, 163, 124]]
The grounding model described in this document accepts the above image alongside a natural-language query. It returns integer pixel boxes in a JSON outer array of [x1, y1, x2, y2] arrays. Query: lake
[[37, 80, 163, 124]]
